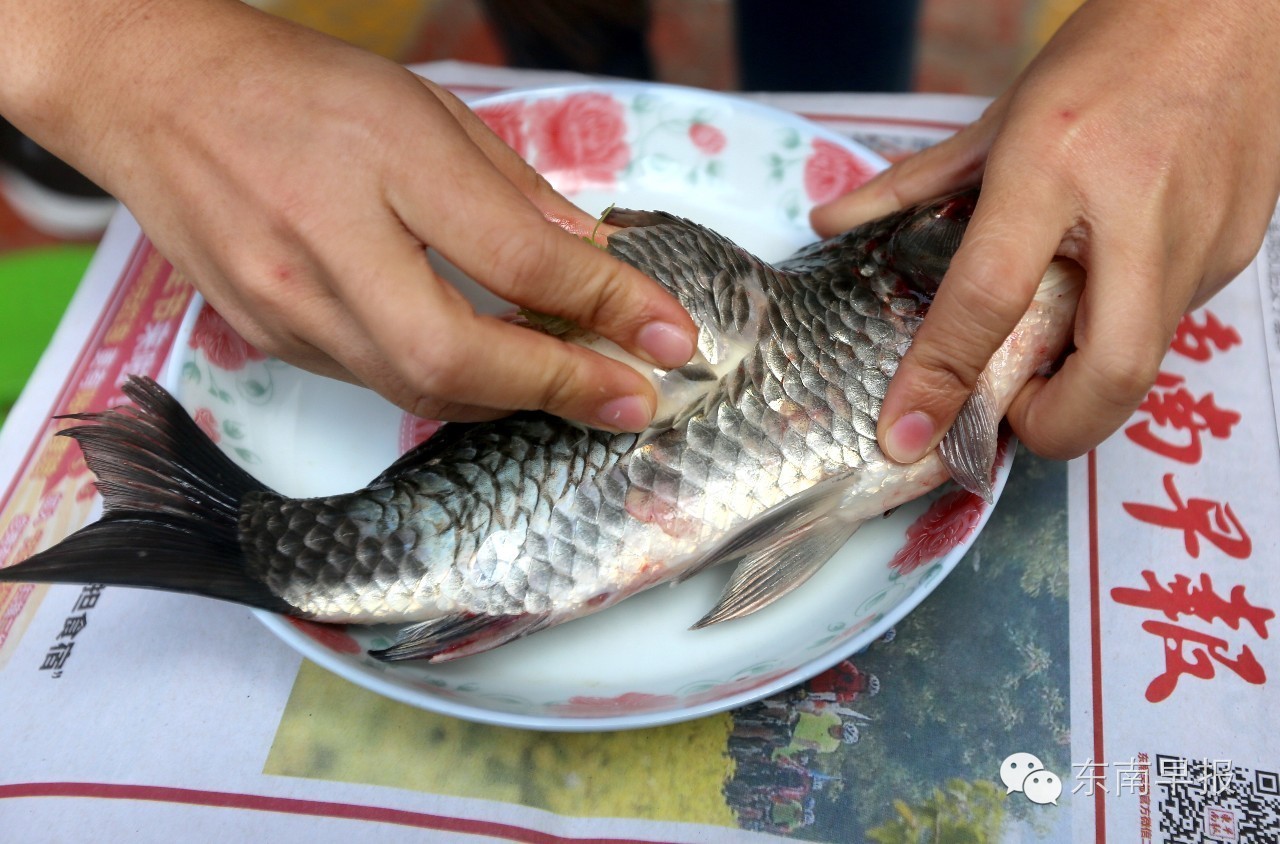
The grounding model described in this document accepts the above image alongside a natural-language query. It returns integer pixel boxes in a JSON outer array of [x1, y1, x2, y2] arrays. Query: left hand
[[812, 0, 1280, 461]]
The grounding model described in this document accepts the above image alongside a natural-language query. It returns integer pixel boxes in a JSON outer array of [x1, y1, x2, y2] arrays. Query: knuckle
[[1085, 345, 1162, 412], [945, 252, 1032, 333], [534, 352, 584, 415], [911, 343, 984, 397], [482, 227, 556, 298], [400, 334, 470, 400], [574, 263, 635, 331]]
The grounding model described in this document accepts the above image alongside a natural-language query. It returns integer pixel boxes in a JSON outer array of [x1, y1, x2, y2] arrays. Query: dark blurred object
[[481, 0, 654, 80], [735, 0, 921, 92], [0, 119, 108, 199], [0, 118, 115, 238]]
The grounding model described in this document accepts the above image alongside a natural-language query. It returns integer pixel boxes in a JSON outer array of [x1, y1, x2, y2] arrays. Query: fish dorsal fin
[[938, 371, 999, 503], [367, 420, 483, 487]]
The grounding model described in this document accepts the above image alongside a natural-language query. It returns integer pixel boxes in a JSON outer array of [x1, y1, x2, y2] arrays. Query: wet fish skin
[[0, 190, 1081, 661]]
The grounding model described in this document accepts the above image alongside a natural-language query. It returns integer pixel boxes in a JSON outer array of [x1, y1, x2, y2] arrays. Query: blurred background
[[0, 0, 1085, 420]]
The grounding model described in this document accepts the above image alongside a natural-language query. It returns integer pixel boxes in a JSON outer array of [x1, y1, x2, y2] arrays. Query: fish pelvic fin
[[692, 516, 865, 629], [938, 371, 999, 503], [676, 472, 864, 627], [370, 612, 551, 662], [0, 375, 291, 614]]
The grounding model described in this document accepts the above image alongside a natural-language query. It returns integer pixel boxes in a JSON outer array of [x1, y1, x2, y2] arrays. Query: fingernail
[[884, 411, 935, 464], [596, 395, 652, 432], [637, 321, 695, 369]]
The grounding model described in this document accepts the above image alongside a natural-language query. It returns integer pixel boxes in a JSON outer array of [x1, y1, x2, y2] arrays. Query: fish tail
[[0, 375, 292, 613]]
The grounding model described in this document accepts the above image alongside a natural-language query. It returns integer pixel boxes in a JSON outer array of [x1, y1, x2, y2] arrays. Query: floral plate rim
[[163, 82, 1009, 731]]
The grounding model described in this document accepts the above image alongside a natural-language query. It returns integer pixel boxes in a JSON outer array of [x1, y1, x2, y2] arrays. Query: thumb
[[810, 99, 1006, 237], [877, 176, 1070, 463]]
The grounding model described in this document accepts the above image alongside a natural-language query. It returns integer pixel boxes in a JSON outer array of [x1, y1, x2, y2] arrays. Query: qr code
[[1158, 755, 1280, 843]]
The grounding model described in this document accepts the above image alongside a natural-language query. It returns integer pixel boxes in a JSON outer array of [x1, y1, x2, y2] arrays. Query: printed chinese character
[[117, 320, 175, 384], [1072, 759, 1109, 795], [1123, 474, 1252, 559], [1124, 372, 1240, 463], [74, 585, 104, 612], [1198, 760, 1235, 798], [1114, 757, 1150, 796], [1156, 755, 1191, 785], [1170, 311, 1242, 362], [35, 492, 64, 522], [58, 614, 88, 639], [1141, 621, 1265, 702], [80, 347, 120, 392], [40, 642, 73, 671], [1111, 571, 1274, 637], [1204, 805, 1238, 842]]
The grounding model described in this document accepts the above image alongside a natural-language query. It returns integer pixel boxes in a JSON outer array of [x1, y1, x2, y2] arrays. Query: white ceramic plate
[[163, 82, 1013, 730]]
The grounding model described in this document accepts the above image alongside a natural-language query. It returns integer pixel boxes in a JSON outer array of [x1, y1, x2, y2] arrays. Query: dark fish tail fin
[[0, 376, 292, 613]]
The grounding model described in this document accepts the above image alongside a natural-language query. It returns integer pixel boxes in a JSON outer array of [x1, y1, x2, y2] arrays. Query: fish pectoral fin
[[938, 371, 999, 503], [369, 612, 550, 663], [692, 516, 865, 629]]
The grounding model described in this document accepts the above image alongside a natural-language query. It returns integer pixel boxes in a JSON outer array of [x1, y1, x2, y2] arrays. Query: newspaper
[[1, 62, 1277, 843]]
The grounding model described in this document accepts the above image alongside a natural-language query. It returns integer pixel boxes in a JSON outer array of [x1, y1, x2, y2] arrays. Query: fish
[[0, 189, 1082, 662]]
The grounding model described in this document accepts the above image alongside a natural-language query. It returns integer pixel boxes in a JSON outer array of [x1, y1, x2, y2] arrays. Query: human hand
[[0, 0, 696, 431], [811, 0, 1280, 460]]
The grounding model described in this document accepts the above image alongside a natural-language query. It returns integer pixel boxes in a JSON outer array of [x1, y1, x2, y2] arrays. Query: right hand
[[0, 0, 696, 431]]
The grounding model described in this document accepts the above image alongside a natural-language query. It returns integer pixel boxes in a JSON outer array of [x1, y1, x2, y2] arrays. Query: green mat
[[0, 245, 96, 421]]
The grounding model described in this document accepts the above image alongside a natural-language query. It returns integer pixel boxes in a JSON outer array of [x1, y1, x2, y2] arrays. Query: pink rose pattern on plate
[[549, 692, 681, 717], [474, 101, 529, 160], [889, 488, 986, 576], [188, 303, 267, 371], [399, 414, 444, 455], [193, 407, 220, 443], [287, 617, 362, 655], [530, 92, 630, 193], [181, 302, 273, 465], [803, 138, 878, 204], [689, 121, 727, 155]]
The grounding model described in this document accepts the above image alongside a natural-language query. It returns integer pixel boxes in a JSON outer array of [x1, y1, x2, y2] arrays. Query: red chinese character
[[1111, 571, 1274, 637], [1124, 372, 1240, 463], [1123, 474, 1252, 559], [1170, 311, 1242, 361], [1141, 620, 1265, 702]]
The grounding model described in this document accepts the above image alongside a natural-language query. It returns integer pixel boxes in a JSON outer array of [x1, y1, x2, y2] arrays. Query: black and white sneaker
[[0, 119, 117, 239]]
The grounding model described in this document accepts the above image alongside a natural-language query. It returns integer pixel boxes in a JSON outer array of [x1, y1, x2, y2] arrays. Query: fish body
[[0, 191, 1082, 661]]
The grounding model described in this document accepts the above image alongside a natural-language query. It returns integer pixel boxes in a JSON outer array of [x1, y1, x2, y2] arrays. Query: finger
[[386, 96, 697, 371], [193, 238, 510, 423], [1006, 238, 1173, 460], [417, 78, 611, 241], [329, 224, 660, 431], [810, 100, 1006, 237], [877, 178, 1072, 464]]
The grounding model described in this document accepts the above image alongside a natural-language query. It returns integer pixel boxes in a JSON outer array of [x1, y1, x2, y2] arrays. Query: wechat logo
[[1000, 752, 1062, 806]]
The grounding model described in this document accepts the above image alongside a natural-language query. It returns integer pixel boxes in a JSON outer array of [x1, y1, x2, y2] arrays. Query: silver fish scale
[[237, 209, 941, 623]]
